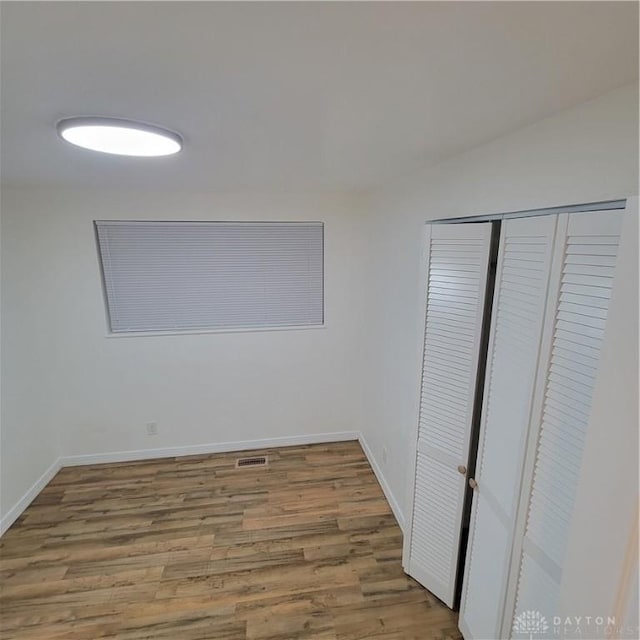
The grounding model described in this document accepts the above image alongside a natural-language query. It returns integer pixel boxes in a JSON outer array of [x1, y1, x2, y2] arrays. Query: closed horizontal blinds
[[96, 221, 324, 333], [514, 211, 622, 627]]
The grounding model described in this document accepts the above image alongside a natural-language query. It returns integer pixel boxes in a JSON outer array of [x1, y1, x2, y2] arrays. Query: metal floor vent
[[235, 455, 268, 469]]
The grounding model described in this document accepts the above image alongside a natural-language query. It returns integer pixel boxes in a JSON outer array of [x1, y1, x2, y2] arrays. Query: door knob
[[468, 478, 478, 490], [457, 465, 467, 475]]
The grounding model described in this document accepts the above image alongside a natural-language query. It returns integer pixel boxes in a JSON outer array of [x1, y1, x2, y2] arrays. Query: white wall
[[1, 188, 63, 530], [360, 83, 639, 525], [0, 188, 366, 526]]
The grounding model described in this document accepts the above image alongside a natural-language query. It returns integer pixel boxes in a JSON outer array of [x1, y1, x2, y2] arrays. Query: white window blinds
[[95, 221, 324, 333]]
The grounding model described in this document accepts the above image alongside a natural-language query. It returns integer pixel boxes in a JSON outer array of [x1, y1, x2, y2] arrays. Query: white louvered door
[[506, 209, 624, 636], [404, 222, 493, 608], [459, 216, 558, 640]]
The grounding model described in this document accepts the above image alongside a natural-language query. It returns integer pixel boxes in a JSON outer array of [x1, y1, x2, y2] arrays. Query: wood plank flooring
[[0, 441, 462, 639]]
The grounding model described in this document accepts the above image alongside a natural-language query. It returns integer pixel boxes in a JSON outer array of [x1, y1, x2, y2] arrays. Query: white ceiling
[[1, 1, 637, 192]]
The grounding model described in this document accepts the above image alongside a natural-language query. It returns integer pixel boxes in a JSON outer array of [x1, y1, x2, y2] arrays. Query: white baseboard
[[358, 433, 406, 532], [60, 431, 360, 467], [0, 457, 62, 536]]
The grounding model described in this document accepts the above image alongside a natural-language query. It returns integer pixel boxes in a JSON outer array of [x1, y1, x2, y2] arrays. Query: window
[[95, 220, 324, 333]]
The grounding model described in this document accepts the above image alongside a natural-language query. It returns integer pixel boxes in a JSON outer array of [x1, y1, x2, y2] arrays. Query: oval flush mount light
[[56, 117, 182, 157]]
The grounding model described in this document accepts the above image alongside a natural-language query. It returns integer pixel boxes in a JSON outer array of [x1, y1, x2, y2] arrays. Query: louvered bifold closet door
[[508, 210, 624, 636], [404, 222, 492, 608], [459, 215, 558, 640]]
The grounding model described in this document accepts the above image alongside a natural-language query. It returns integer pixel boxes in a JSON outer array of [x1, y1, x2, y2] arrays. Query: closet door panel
[[405, 222, 493, 608], [510, 210, 624, 633], [479, 222, 559, 515], [459, 215, 557, 640], [460, 494, 511, 635]]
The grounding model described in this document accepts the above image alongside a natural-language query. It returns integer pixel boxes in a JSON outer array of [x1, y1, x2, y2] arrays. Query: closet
[[403, 201, 629, 639]]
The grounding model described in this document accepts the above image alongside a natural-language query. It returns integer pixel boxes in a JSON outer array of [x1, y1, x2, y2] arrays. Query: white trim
[[105, 323, 326, 339], [358, 433, 406, 532], [0, 457, 62, 536], [60, 431, 360, 467], [431, 198, 626, 224]]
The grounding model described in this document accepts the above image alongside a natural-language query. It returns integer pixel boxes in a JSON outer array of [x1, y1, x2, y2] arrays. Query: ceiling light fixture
[[56, 117, 183, 157]]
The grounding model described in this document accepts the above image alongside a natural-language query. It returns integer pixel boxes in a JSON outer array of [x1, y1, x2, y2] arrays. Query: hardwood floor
[[0, 441, 462, 639]]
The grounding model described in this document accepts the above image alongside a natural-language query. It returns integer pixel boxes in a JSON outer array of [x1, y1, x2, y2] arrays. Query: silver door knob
[[457, 465, 467, 475], [468, 478, 478, 490]]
